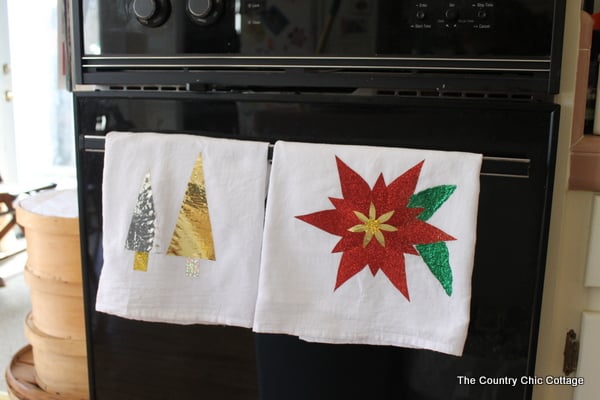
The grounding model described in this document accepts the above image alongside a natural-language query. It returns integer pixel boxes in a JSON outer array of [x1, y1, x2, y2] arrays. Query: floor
[[0, 247, 30, 394]]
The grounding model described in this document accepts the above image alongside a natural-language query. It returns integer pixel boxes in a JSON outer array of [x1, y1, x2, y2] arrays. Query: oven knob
[[187, 0, 224, 25], [444, 8, 459, 22], [133, 0, 171, 27], [188, 0, 212, 18]]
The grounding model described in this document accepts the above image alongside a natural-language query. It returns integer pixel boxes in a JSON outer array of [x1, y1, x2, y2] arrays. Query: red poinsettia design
[[296, 157, 455, 300]]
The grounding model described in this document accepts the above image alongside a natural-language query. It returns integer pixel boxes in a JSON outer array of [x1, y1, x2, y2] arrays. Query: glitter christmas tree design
[[125, 172, 156, 272], [167, 154, 216, 277]]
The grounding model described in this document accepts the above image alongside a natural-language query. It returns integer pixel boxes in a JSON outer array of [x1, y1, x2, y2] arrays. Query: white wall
[[535, 2, 600, 399]]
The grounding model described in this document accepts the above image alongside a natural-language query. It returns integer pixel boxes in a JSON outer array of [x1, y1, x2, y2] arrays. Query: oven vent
[[88, 84, 540, 102], [374, 89, 537, 102], [106, 85, 189, 92], [80, 54, 560, 95]]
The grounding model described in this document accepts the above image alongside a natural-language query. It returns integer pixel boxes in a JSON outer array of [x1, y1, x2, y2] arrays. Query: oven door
[[75, 91, 558, 400]]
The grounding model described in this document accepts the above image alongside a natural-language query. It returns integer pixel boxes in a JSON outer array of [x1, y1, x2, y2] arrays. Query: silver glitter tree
[[126, 172, 156, 271]]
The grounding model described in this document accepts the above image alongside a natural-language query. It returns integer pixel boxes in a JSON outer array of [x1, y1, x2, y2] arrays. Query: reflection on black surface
[[77, 94, 557, 400]]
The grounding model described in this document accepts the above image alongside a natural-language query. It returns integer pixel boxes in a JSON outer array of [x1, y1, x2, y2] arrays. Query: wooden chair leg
[[0, 192, 18, 246], [0, 216, 16, 242]]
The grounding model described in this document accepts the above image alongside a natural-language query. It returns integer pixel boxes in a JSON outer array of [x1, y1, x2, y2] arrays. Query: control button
[[477, 10, 488, 19], [188, 0, 213, 18], [133, 0, 171, 27], [187, 0, 224, 25], [416, 10, 427, 20], [133, 0, 157, 20], [444, 8, 458, 21]]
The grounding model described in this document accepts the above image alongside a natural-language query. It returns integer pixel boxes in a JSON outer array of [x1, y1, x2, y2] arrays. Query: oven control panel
[[83, 0, 557, 57], [78, 0, 564, 94], [409, 1, 495, 31]]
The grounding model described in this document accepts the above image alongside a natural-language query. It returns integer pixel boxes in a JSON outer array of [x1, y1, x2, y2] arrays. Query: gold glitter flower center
[[348, 202, 398, 247]]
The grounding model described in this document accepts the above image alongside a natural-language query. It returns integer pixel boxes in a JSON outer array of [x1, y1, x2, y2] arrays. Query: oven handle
[[80, 135, 531, 179]]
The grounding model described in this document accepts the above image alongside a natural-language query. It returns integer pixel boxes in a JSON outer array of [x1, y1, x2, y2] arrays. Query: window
[[2, 0, 75, 188]]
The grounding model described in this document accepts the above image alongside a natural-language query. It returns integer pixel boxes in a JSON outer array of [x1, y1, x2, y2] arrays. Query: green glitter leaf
[[416, 242, 453, 296], [409, 185, 456, 221]]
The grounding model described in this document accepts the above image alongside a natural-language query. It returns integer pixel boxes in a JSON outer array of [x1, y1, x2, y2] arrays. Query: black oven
[[72, 1, 565, 399]]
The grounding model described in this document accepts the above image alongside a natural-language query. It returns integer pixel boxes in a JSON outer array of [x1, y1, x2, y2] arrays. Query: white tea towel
[[253, 140, 482, 356], [96, 132, 269, 327]]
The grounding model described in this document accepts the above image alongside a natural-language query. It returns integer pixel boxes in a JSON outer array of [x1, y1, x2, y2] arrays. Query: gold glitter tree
[[167, 154, 216, 277]]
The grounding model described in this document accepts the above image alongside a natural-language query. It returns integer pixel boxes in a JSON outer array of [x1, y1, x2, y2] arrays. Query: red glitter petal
[[387, 161, 424, 208], [332, 234, 363, 253], [371, 174, 388, 206], [296, 209, 347, 236], [336, 157, 371, 206], [329, 197, 361, 226], [335, 248, 369, 289], [380, 250, 410, 300]]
